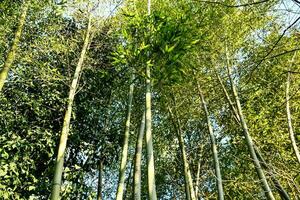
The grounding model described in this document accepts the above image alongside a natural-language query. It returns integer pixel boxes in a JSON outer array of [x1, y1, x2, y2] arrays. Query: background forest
[[0, 0, 300, 199]]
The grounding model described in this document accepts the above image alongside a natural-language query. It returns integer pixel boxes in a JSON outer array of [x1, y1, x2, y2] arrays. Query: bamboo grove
[[0, 0, 300, 199]]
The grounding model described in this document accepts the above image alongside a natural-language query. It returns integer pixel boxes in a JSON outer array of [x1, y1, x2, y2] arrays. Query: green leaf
[[28, 186, 35, 191]]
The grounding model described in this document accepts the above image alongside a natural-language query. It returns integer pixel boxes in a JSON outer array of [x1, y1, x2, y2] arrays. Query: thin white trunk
[[116, 75, 135, 200], [215, 68, 290, 200], [0, 0, 29, 91], [195, 161, 201, 200], [196, 81, 224, 200], [145, 64, 157, 200], [254, 146, 290, 200], [167, 104, 196, 200], [145, 0, 157, 199], [286, 71, 300, 164], [50, 14, 92, 200], [225, 48, 275, 200], [133, 111, 145, 200]]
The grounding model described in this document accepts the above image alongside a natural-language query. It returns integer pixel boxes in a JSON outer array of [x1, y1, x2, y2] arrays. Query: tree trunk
[[225, 60, 275, 200], [145, 1, 157, 199], [50, 14, 92, 200], [124, 157, 134, 199], [195, 80, 224, 200], [254, 146, 290, 200], [167, 104, 196, 200], [133, 111, 145, 200], [97, 160, 103, 200], [0, 0, 29, 92], [286, 71, 300, 164], [195, 161, 201, 200], [116, 75, 135, 200], [215, 68, 290, 200], [213, 68, 240, 123], [145, 63, 157, 200]]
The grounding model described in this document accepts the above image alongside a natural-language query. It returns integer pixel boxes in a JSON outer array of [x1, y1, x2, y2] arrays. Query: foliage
[[0, 0, 300, 199]]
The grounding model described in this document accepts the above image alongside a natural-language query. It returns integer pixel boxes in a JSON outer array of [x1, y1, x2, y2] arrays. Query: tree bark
[[195, 80, 224, 200], [124, 157, 134, 199], [167, 104, 196, 200], [286, 71, 300, 164], [195, 161, 201, 200], [145, 1, 157, 199], [145, 63, 157, 200], [97, 160, 103, 200], [225, 59, 275, 200], [0, 0, 29, 92], [116, 75, 135, 200], [50, 14, 92, 200], [133, 111, 145, 200]]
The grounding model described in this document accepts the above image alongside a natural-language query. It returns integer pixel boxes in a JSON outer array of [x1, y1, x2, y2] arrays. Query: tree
[[1, 0, 300, 199], [226, 55, 275, 200], [116, 74, 134, 200], [0, 0, 29, 91], [196, 78, 224, 200], [145, 0, 158, 199], [286, 69, 300, 164], [167, 102, 196, 200], [50, 13, 92, 200], [133, 111, 145, 200]]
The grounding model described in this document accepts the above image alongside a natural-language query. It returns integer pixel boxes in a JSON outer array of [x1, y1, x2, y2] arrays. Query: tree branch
[[247, 16, 300, 81], [197, 0, 270, 8], [267, 48, 300, 60]]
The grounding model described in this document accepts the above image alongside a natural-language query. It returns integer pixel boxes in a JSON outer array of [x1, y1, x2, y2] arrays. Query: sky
[[276, 0, 300, 29], [63, 0, 123, 19]]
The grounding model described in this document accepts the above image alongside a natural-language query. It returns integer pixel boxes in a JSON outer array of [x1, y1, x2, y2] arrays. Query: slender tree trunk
[[145, 64, 157, 200], [215, 68, 290, 200], [145, 1, 157, 199], [286, 71, 300, 164], [50, 14, 92, 200], [254, 146, 290, 200], [147, 0, 151, 15], [213, 69, 240, 123], [116, 75, 135, 200], [97, 160, 103, 200], [195, 80, 224, 200], [167, 103, 196, 200], [195, 161, 201, 200], [133, 111, 145, 200], [0, 0, 29, 92], [225, 58, 275, 200]]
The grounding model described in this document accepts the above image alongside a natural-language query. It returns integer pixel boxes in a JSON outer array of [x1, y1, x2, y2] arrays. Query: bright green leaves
[[0, 131, 41, 199], [0, 164, 8, 177], [112, 8, 200, 86], [140, 41, 150, 51], [164, 43, 177, 53]]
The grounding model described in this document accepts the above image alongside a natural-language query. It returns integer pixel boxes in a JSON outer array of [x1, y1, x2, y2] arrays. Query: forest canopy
[[0, 0, 300, 199]]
